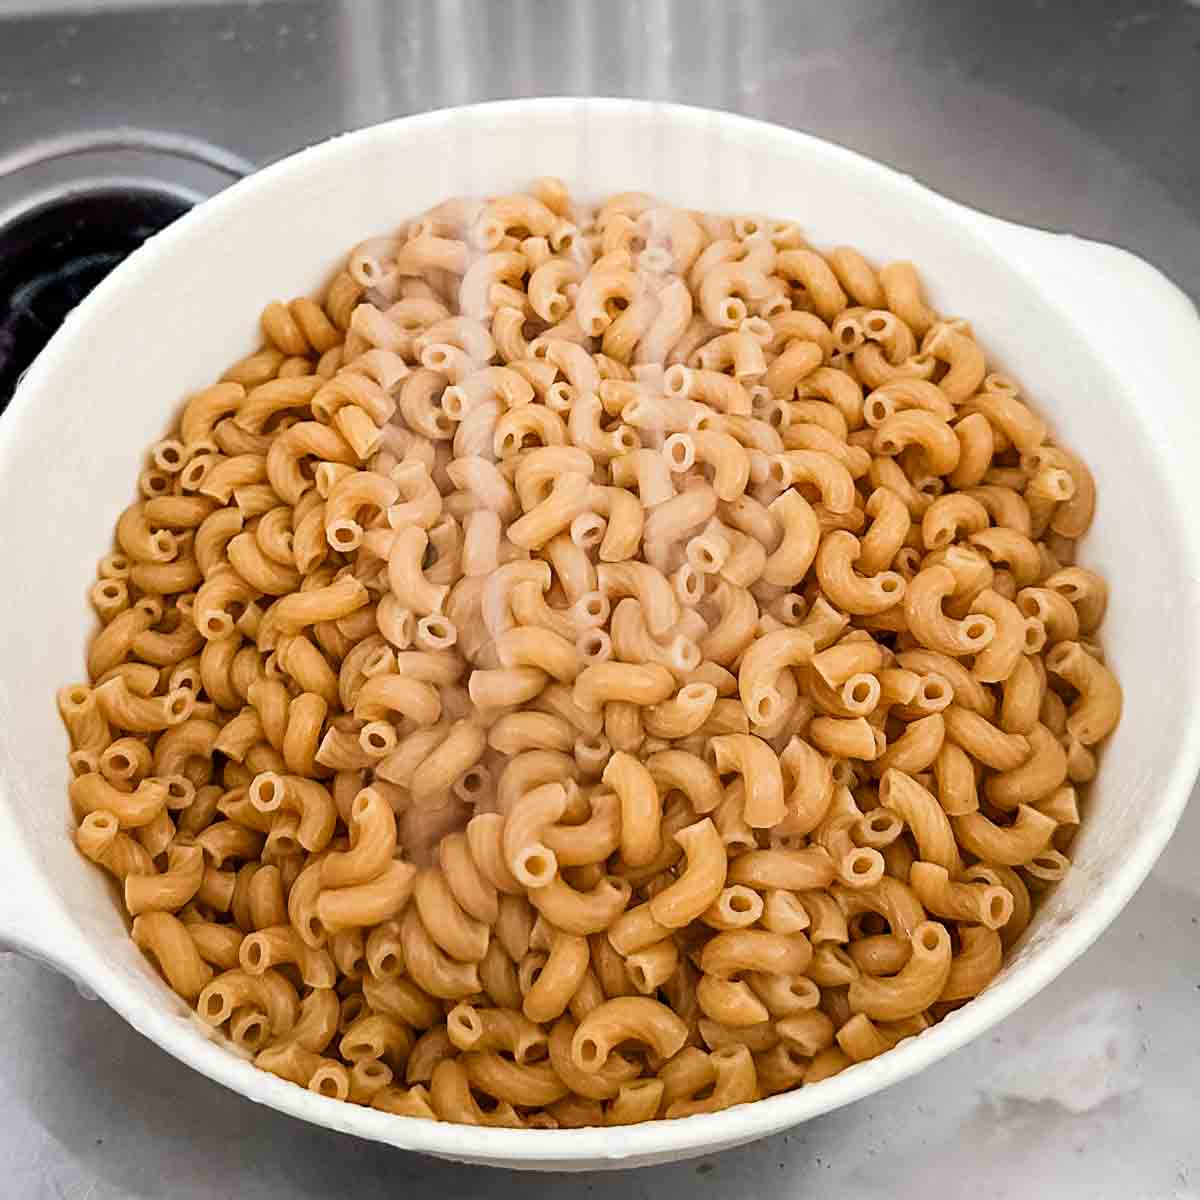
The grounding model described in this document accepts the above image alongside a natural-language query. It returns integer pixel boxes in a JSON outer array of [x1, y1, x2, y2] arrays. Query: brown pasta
[[62, 182, 1119, 1129]]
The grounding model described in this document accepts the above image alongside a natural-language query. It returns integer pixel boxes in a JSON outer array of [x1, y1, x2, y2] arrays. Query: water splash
[[982, 987, 1142, 1114]]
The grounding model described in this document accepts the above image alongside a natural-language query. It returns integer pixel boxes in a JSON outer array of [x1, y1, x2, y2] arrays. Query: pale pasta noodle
[[62, 181, 1120, 1128]]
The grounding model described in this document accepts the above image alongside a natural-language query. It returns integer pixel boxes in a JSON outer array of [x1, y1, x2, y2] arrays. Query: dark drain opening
[[0, 186, 191, 413]]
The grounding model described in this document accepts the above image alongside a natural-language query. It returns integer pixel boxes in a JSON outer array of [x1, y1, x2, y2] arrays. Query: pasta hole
[[730, 893, 752, 914], [964, 619, 989, 641], [860, 913, 887, 936], [520, 850, 554, 887], [577, 1037, 601, 1065], [238, 1019, 267, 1050], [254, 778, 279, 808], [919, 927, 942, 953], [203, 994, 226, 1020], [665, 436, 692, 469], [378, 952, 398, 975], [244, 940, 264, 968], [449, 1008, 481, 1039], [579, 632, 606, 660], [751, 691, 780, 726], [316, 1076, 341, 1098], [851, 682, 871, 703], [865, 398, 891, 425], [69, 753, 96, 777], [662, 364, 691, 398]]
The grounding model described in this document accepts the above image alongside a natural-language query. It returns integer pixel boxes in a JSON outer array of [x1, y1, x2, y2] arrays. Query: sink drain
[[0, 184, 191, 412]]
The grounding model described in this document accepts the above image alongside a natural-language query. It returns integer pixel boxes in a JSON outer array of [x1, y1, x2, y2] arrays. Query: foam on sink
[[981, 987, 1142, 1114]]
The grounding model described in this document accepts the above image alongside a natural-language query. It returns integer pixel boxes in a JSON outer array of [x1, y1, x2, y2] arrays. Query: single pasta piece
[[648, 819, 728, 929], [570, 997, 689, 1070], [847, 921, 952, 1020], [603, 751, 663, 869], [708, 733, 786, 828]]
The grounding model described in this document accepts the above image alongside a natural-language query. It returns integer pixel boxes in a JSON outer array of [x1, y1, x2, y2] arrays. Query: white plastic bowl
[[1, 99, 1198, 1171]]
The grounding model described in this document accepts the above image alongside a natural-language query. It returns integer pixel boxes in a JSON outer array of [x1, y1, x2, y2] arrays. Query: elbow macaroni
[[62, 181, 1120, 1126]]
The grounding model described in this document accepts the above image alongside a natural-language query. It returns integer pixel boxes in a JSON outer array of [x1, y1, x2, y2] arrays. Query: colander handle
[[0, 796, 89, 980], [959, 211, 1200, 550]]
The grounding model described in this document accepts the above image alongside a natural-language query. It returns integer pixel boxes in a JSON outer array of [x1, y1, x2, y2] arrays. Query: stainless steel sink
[[2, 0, 1199, 412]]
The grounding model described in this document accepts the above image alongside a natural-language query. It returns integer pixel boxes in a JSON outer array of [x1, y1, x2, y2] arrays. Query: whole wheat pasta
[[62, 181, 1119, 1127]]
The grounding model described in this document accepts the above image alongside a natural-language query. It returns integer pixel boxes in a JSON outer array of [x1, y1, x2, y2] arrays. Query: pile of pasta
[[58, 181, 1122, 1128]]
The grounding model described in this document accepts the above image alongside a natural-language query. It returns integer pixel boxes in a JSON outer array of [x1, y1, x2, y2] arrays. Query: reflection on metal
[[0, 127, 254, 183]]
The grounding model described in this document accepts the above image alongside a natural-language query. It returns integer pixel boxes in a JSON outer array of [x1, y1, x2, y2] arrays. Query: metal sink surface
[[0, 3, 1198, 1198]]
